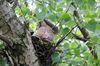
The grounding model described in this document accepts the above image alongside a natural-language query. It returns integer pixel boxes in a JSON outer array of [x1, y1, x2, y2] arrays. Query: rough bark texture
[[0, 0, 39, 66]]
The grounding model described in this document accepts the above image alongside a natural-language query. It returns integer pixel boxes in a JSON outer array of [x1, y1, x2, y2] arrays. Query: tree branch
[[53, 25, 78, 51]]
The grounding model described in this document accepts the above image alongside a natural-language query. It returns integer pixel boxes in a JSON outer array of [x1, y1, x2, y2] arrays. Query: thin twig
[[46, 25, 78, 59], [51, 1, 78, 51], [52, 25, 78, 51]]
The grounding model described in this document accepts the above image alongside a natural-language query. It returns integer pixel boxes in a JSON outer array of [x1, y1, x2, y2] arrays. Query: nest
[[31, 36, 54, 66]]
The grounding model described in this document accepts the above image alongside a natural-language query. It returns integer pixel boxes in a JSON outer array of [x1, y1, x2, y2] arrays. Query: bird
[[34, 21, 54, 42]]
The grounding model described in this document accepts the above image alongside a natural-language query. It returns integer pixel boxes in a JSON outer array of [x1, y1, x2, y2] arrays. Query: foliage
[[1, 0, 100, 66]]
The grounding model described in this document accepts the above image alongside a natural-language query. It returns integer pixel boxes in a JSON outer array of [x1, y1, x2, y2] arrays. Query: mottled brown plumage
[[34, 21, 54, 41]]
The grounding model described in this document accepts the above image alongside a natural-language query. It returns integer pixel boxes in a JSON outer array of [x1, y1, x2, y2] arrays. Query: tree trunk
[[0, 0, 39, 66]]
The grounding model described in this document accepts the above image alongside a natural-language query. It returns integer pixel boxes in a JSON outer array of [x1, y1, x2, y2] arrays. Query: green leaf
[[66, 21, 76, 28], [96, 23, 100, 30], [51, 52, 60, 64], [48, 13, 58, 21], [58, 63, 68, 66], [70, 43, 78, 49], [85, 19, 97, 32], [59, 12, 71, 23], [90, 34, 100, 43], [96, 44, 100, 60], [35, 7, 47, 19], [74, 48, 80, 56], [60, 27, 70, 35]]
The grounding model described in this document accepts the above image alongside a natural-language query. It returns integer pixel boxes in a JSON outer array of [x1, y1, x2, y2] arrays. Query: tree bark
[[0, 0, 39, 66]]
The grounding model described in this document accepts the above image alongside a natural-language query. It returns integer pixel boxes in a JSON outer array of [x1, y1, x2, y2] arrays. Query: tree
[[0, 0, 39, 66], [0, 0, 100, 66]]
